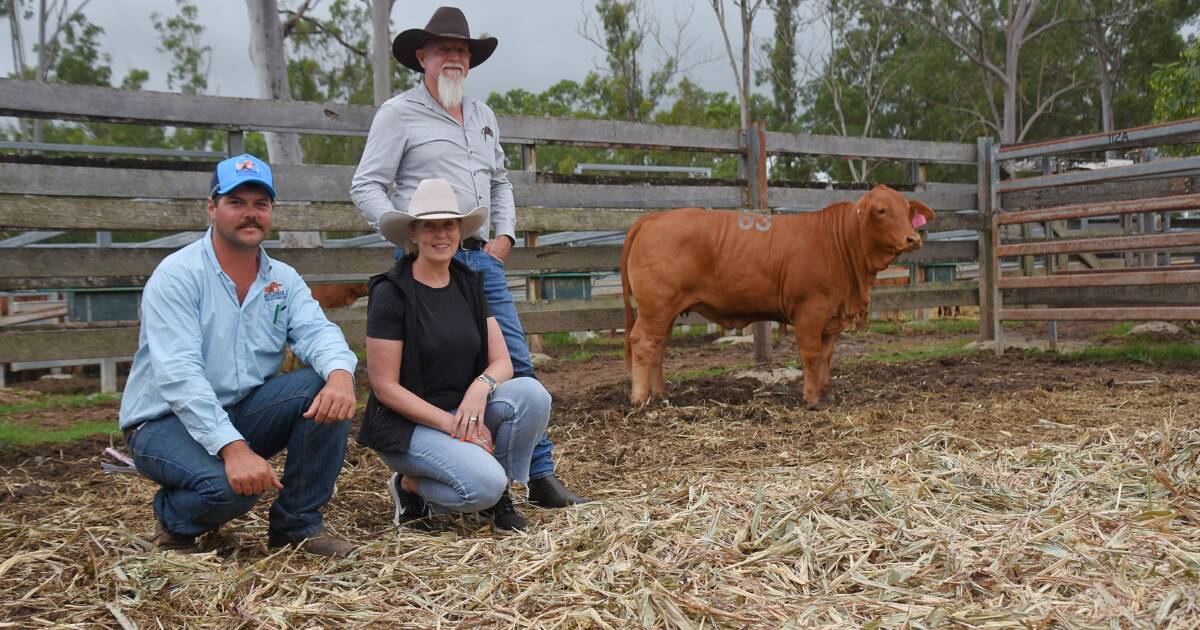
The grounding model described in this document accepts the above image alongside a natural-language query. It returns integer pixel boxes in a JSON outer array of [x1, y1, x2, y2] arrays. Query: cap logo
[[235, 159, 259, 175]]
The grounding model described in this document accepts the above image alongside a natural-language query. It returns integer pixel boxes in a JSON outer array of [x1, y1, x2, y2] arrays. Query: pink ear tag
[[911, 214, 927, 229]]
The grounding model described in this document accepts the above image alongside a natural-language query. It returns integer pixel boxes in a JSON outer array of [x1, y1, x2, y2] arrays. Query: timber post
[[744, 121, 773, 365]]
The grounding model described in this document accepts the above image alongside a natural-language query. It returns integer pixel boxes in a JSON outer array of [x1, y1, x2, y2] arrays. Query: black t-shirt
[[366, 276, 491, 411]]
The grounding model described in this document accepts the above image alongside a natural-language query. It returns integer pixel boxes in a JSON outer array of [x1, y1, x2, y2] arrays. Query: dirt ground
[[2, 321, 1199, 627], [2, 320, 1197, 497]]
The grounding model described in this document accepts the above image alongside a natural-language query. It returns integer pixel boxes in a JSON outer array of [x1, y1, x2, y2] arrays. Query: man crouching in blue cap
[[119, 154, 359, 557]]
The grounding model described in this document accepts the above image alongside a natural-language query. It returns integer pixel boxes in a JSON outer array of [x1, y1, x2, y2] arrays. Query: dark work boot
[[527, 475, 589, 508], [482, 490, 527, 533]]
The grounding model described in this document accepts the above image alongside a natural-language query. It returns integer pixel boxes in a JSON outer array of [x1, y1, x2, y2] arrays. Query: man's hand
[[483, 235, 513, 263], [303, 369, 356, 423], [219, 440, 283, 496]]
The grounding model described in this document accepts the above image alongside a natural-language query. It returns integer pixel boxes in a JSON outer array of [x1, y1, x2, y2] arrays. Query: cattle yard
[[3, 322, 1200, 627], [2, 79, 1200, 627]]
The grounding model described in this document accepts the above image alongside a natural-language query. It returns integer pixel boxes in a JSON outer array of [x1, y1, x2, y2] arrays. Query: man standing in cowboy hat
[[350, 6, 586, 508]]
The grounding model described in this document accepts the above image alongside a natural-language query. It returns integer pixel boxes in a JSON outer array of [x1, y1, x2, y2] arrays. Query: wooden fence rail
[[1, 79, 992, 376]]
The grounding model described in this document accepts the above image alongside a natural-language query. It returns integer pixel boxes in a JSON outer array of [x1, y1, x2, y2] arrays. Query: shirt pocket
[[257, 301, 290, 350]]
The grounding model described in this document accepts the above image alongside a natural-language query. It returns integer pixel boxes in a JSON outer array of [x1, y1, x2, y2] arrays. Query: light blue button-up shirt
[[350, 80, 516, 242], [118, 230, 358, 456]]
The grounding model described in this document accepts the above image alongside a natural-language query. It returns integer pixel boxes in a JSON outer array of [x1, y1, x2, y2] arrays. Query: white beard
[[437, 71, 465, 110]]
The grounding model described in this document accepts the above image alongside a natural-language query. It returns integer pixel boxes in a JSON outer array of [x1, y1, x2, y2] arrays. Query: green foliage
[[759, 0, 802, 128], [584, 0, 676, 122], [282, 0, 415, 165], [489, 77, 745, 177], [49, 11, 111, 86], [1152, 37, 1200, 123], [151, 0, 209, 95]]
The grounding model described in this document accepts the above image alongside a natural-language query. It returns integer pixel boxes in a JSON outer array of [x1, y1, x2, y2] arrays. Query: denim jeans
[[396, 246, 557, 480], [127, 368, 350, 540], [378, 377, 551, 512]]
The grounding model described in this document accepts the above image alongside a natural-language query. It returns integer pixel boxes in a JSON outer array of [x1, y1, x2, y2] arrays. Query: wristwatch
[[475, 373, 497, 395]]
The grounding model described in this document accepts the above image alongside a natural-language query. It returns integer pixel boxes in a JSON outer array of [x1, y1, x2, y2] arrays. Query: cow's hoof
[[806, 399, 830, 411]]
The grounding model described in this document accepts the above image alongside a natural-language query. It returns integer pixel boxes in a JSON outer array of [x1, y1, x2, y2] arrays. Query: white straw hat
[[377, 178, 488, 247]]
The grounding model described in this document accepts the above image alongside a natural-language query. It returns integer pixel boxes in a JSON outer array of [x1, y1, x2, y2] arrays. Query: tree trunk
[[739, 1, 752, 129], [372, 0, 392, 106], [245, 0, 316, 247], [32, 0, 47, 144], [1002, 38, 1019, 145], [1089, 20, 1117, 159], [245, 0, 303, 165]]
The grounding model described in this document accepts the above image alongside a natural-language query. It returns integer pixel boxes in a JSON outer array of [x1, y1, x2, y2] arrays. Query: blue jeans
[[397, 246, 557, 480], [377, 377, 551, 512], [127, 368, 350, 540]]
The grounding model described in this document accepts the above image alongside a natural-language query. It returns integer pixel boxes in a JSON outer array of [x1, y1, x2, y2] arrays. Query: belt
[[461, 237, 487, 251], [123, 423, 143, 444]]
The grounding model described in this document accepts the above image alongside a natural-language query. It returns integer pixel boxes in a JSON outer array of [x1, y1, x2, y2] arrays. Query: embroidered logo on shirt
[[264, 281, 287, 301]]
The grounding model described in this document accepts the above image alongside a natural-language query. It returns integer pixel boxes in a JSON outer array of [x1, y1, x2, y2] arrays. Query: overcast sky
[[4, 1, 822, 102]]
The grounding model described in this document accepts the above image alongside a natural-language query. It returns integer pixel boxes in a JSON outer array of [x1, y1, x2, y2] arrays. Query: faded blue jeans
[[378, 377, 551, 512], [126, 368, 350, 540], [396, 246, 557, 480]]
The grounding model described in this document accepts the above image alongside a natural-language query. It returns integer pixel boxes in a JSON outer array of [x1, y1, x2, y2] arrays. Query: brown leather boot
[[151, 525, 200, 553], [268, 530, 355, 558]]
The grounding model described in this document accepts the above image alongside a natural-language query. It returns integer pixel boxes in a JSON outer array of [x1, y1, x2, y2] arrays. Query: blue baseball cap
[[209, 153, 277, 200]]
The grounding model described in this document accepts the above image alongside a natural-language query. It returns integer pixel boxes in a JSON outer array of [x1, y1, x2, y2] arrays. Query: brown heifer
[[621, 184, 934, 409], [310, 283, 369, 310]]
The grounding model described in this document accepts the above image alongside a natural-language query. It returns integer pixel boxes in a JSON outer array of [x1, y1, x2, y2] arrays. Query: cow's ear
[[909, 200, 935, 225]]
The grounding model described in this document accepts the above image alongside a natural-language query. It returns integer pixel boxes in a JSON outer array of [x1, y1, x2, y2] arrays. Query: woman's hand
[[451, 381, 493, 453]]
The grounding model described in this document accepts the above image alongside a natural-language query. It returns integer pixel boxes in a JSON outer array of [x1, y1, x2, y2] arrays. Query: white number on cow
[[737, 214, 772, 232]]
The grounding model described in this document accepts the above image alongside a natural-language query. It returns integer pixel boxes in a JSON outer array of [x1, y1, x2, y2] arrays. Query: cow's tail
[[621, 217, 646, 371]]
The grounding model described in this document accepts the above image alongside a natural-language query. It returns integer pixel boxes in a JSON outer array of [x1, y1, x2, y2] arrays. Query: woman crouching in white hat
[[358, 178, 550, 532]]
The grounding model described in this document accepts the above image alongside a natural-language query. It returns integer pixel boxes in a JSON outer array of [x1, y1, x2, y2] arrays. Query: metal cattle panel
[[990, 122, 1200, 355]]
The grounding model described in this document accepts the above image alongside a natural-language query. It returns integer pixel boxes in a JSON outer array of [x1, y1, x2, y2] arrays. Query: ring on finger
[[469, 416, 478, 423]]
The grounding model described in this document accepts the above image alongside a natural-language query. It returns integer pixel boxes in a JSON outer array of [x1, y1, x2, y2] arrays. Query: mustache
[[237, 218, 264, 230]]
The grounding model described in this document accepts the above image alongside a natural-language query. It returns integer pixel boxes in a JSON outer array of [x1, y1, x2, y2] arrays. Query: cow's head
[[856, 185, 935, 259]]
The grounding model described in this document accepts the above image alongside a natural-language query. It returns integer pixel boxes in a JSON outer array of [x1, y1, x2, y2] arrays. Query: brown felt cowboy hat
[[392, 6, 498, 73]]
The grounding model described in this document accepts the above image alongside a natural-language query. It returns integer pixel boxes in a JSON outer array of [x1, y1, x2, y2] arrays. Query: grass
[[907, 318, 981, 334], [669, 365, 734, 381], [854, 318, 984, 337], [861, 340, 978, 364], [1066, 340, 1200, 366], [541, 332, 624, 347], [565, 349, 596, 362], [0, 419, 119, 445], [671, 325, 712, 339], [0, 392, 122, 445], [0, 393, 120, 416]]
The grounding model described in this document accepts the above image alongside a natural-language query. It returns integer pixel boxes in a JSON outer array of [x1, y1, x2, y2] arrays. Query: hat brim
[[391, 29, 498, 73], [377, 205, 490, 247]]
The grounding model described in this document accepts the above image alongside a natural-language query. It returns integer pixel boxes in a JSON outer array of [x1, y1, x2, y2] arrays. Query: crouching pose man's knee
[[119, 154, 358, 557], [359, 178, 551, 533]]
